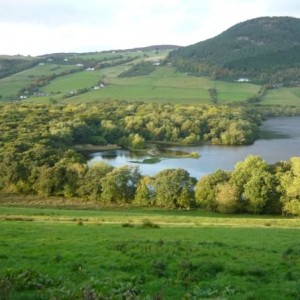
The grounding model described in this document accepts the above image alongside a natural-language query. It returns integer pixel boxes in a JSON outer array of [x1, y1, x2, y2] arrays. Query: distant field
[[262, 87, 300, 106], [215, 81, 261, 103], [1, 49, 299, 106], [0, 205, 299, 299], [0, 64, 80, 98], [66, 49, 170, 61], [65, 67, 261, 104], [42, 70, 104, 94], [66, 67, 211, 104]]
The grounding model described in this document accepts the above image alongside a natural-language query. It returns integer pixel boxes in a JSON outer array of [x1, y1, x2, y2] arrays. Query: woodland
[[0, 101, 299, 216]]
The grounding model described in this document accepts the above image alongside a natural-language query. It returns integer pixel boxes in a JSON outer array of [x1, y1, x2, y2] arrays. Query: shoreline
[[73, 144, 121, 152]]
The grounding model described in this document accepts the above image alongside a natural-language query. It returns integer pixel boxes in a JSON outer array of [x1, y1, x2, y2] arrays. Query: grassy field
[[65, 49, 171, 61], [0, 203, 299, 300], [0, 64, 80, 99], [214, 81, 261, 103], [67, 67, 258, 104], [262, 87, 300, 106], [41, 70, 105, 94], [1, 49, 300, 106], [63, 67, 261, 104]]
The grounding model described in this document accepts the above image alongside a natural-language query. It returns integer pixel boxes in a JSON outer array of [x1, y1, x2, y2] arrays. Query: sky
[[1, 0, 300, 56]]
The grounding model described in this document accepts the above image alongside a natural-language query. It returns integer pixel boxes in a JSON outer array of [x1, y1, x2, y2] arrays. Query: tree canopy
[[168, 17, 300, 85], [0, 101, 299, 215]]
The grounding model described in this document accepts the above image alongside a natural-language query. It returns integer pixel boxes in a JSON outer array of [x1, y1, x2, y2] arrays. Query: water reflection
[[89, 117, 300, 179]]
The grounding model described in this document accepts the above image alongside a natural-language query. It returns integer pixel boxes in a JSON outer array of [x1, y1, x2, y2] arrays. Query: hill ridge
[[168, 16, 300, 85]]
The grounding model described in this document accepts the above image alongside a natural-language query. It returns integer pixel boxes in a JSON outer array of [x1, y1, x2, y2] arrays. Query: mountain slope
[[0, 56, 40, 79], [168, 17, 300, 84]]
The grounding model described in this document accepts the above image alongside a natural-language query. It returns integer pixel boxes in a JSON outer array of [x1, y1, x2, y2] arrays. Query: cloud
[[0, 0, 299, 55]]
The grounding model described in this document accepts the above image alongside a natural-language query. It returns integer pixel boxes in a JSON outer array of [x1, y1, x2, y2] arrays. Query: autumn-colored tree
[[216, 182, 239, 213], [195, 169, 230, 211], [134, 176, 154, 206]]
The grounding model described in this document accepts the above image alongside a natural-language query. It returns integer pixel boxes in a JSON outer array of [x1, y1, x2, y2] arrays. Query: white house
[[237, 78, 250, 82]]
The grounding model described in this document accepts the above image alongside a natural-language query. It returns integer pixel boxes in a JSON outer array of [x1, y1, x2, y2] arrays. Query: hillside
[[0, 55, 40, 79], [0, 46, 263, 104], [168, 17, 300, 85], [0, 36, 299, 106]]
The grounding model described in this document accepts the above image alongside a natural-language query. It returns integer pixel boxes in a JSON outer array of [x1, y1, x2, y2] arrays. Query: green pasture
[[65, 52, 129, 61], [35, 63, 134, 96], [1, 49, 300, 107], [41, 70, 104, 94], [0, 49, 169, 100], [24, 64, 133, 103], [23, 65, 262, 105], [38, 53, 170, 96], [0, 64, 80, 98], [1, 205, 299, 227], [262, 87, 300, 106], [214, 81, 261, 103], [64, 84, 211, 104], [0, 206, 299, 299], [65, 49, 170, 61], [64, 67, 260, 104]]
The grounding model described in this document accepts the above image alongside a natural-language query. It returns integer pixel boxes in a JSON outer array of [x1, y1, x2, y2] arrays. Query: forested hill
[[0, 56, 40, 79], [168, 16, 300, 85]]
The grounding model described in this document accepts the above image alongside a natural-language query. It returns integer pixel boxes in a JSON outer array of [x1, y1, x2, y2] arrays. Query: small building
[[237, 78, 250, 82]]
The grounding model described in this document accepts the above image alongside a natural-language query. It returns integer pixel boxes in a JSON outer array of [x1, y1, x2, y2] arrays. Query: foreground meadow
[[0, 205, 299, 300]]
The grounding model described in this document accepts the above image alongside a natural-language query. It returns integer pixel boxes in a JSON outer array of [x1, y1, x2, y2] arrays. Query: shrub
[[141, 219, 160, 229], [122, 223, 135, 228], [152, 260, 167, 277]]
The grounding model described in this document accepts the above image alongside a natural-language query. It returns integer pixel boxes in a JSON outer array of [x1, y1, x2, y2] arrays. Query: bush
[[284, 199, 300, 216], [122, 223, 135, 228], [152, 260, 167, 277], [141, 219, 160, 229]]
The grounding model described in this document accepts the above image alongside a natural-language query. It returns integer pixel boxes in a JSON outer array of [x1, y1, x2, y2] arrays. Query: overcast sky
[[1, 0, 300, 56]]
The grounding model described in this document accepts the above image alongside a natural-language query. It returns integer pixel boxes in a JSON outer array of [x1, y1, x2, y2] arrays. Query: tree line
[[0, 101, 299, 215], [0, 101, 265, 149], [36, 154, 300, 216]]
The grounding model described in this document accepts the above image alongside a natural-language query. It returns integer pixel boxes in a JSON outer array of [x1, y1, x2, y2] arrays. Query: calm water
[[89, 117, 300, 179]]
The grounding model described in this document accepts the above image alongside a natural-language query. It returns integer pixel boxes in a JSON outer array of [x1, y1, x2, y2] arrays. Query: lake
[[88, 117, 300, 179]]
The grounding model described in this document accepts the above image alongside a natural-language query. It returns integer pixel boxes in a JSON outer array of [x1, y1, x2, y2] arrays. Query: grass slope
[[262, 87, 300, 106], [41, 70, 103, 94], [64, 67, 260, 104], [0, 64, 79, 98], [1, 47, 299, 106], [0, 205, 299, 299], [214, 81, 261, 103]]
